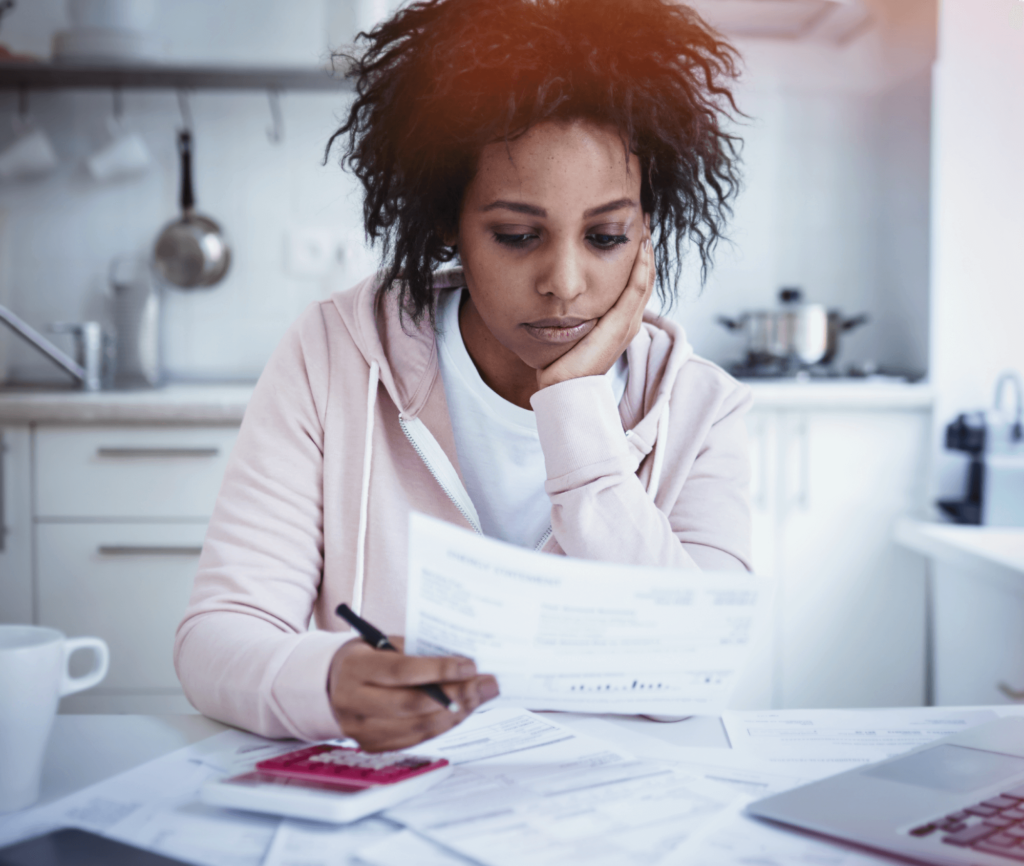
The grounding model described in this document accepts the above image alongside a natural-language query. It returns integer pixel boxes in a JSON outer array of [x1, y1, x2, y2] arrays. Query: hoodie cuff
[[269, 630, 358, 741], [530, 376, 632, 488]]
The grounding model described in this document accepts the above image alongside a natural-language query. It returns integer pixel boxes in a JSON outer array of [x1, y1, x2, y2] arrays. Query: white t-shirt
[[435, 289, 628, 549]]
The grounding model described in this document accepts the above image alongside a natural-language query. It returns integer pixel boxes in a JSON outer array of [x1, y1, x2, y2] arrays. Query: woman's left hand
[[536, 228, 654, 390]]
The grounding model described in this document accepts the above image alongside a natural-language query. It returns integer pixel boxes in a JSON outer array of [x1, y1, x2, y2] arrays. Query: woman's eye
[[493, 233, 538, 248], [588, 233, 630, 250]]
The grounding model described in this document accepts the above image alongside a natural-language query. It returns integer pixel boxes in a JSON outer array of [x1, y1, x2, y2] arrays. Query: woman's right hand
[[328, 637, 499, 752]]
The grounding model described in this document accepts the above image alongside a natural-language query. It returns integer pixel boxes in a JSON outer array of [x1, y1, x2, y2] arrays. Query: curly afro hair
[[328, 0, 743, 322]]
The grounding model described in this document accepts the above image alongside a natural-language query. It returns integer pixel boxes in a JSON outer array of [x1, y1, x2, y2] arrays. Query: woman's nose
[[537, 240, 586, 302]]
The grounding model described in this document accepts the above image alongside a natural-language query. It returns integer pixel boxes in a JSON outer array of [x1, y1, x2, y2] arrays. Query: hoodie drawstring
[[352, 360, 380, 617], [646, 397, 671, 502]]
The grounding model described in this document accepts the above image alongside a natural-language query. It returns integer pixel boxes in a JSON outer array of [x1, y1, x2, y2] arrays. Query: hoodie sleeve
[[174, 302, 354, 741], [531, 368, 753, 572]]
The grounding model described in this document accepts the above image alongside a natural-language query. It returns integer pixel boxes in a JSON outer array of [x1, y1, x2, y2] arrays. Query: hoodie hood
[[330, 269, 695, 444]]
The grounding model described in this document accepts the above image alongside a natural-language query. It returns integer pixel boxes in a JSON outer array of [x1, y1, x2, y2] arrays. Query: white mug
[[86, 122, 150, 182], [0, 626, 109, 812], [0, 127, 59, 181]]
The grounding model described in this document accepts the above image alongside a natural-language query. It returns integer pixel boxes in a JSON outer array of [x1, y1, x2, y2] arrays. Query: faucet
[[0, 303, 103, 391]]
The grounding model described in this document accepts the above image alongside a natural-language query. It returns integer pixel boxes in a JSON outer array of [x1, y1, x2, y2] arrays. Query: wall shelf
[[0, 61, 353, 91]]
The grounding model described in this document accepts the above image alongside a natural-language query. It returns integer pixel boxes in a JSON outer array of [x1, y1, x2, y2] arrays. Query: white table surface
[[34, 711, 729, 809]]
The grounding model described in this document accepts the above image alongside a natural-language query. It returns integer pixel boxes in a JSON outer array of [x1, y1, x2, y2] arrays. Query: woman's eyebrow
[[480, 200, 547, 216], [583, 198, 636, 218], [479, 198, 637, 218]]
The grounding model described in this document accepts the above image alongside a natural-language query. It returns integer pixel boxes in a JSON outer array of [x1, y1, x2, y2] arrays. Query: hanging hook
[[176, 89, 193, 134], [266, 88, 284, 145], [112, 86, 124, 123]]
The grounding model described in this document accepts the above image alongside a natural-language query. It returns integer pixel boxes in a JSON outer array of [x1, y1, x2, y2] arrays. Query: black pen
[[335, 603, 460, 713]]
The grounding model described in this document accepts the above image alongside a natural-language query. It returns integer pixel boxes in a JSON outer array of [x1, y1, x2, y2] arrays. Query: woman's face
[[456, 118, 645, 390]]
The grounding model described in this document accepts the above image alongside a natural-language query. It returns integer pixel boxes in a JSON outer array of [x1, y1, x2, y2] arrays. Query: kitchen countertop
[[747, 379, 934, 410], [0, 383, 255, 424], [895, 517, 1024, 578], [0, 379, 933, 424]]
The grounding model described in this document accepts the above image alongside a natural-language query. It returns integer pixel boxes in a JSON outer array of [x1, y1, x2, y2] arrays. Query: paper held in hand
[[405, 513, 772, 715]]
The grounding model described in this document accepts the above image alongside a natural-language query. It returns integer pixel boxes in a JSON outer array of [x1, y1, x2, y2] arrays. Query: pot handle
[[842, 314, 870, 332], [178, 130, 195, 213], [717, 316, 742, 331]]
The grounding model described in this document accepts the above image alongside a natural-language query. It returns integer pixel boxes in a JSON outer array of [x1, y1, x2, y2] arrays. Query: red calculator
[[256, 744, 448, 788]]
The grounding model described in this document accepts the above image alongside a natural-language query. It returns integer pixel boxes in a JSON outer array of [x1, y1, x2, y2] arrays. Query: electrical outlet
[[285, 227, 337, 278]]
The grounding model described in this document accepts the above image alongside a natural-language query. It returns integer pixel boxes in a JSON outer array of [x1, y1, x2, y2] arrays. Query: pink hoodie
[[174, 272, 753, 740]]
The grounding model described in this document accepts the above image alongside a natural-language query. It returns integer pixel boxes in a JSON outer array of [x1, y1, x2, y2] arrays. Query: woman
[[175, 0, 750, 752]]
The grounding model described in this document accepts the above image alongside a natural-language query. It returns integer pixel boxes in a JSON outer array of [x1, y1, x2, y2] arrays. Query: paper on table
[[0, 729, 284, 866], [721, 707, 999, 770], [261, 816, 402, 866], [406, 512, 771, 715], [356, 829, 476, 866], [384, 706, 744, 866], [688, 812, 902, 866]]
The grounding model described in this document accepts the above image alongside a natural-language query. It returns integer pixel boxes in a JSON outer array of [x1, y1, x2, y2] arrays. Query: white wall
[[673, 2, 936, 378], [930, 0, 1024, 498]]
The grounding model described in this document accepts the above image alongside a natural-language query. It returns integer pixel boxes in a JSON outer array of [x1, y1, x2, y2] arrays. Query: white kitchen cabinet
[[893, 520, 1024, 707], [35, 426, 238, 519], [931, 562, 1024, 706], [36, 522, 205, 713], [32, 423, 238, 714], [744, 404, 931, 710], [0, 425, 32, 624]]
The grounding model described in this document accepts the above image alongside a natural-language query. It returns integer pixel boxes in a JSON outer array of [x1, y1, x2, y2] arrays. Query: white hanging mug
[[0, 626, 110, 812], [0, 124, 58, 181], [86, 116, 151, 182]]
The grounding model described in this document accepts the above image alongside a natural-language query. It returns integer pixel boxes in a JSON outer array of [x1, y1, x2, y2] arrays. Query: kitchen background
[[0, 0, 1022, 715], [0, 0, 936, 385]]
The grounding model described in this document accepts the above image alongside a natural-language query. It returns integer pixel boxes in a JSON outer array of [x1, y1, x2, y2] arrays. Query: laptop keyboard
[[910, 783, 1024, 861]]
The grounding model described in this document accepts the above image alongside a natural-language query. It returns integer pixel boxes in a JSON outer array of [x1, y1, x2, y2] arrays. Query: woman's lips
[[521, 317, 597, 345]]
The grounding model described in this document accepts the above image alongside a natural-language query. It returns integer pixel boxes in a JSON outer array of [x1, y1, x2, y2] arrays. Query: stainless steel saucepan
[[153, 130, 231, 289], [718, 288, 868, 368]]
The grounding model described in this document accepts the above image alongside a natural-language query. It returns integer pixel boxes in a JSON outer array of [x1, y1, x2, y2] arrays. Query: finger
[[339, 705, 468, 753], [348, 648, 478, 688], [344, 674, 499, 719]]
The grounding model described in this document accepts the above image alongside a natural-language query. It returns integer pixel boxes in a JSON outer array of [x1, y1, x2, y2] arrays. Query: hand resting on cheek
[[536, 223, 654, 391]]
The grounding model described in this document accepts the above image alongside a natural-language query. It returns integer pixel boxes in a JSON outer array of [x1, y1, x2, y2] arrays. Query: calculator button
[[985, 817, 1016, 829]]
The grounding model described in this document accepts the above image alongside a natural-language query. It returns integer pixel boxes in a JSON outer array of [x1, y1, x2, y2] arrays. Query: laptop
[[746, 716, 1024, 865]]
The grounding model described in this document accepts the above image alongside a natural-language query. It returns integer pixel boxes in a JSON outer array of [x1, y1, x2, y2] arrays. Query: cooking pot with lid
[[718, 288, 868, 368]]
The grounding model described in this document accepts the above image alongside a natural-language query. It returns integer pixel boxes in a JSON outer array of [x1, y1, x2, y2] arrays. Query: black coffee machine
[[937, 372, 1024, 526]]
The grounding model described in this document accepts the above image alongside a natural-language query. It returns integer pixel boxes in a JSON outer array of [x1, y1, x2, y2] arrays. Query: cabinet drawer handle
[[98, 545, 204, 557], [998, 682, 1024, 702], [97, 447, 220, 458]]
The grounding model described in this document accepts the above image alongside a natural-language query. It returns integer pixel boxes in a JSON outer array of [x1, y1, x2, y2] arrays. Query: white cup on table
[[0, 625, 109, 812]]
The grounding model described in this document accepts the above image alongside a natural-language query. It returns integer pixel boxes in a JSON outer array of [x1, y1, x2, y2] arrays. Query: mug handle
[[59, 637, 110, 696]]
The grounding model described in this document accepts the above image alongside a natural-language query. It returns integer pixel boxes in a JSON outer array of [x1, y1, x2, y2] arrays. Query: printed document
[[406, 512, 771, 714], [722, 707, 999, 771], [384, 706, 745, 866]]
